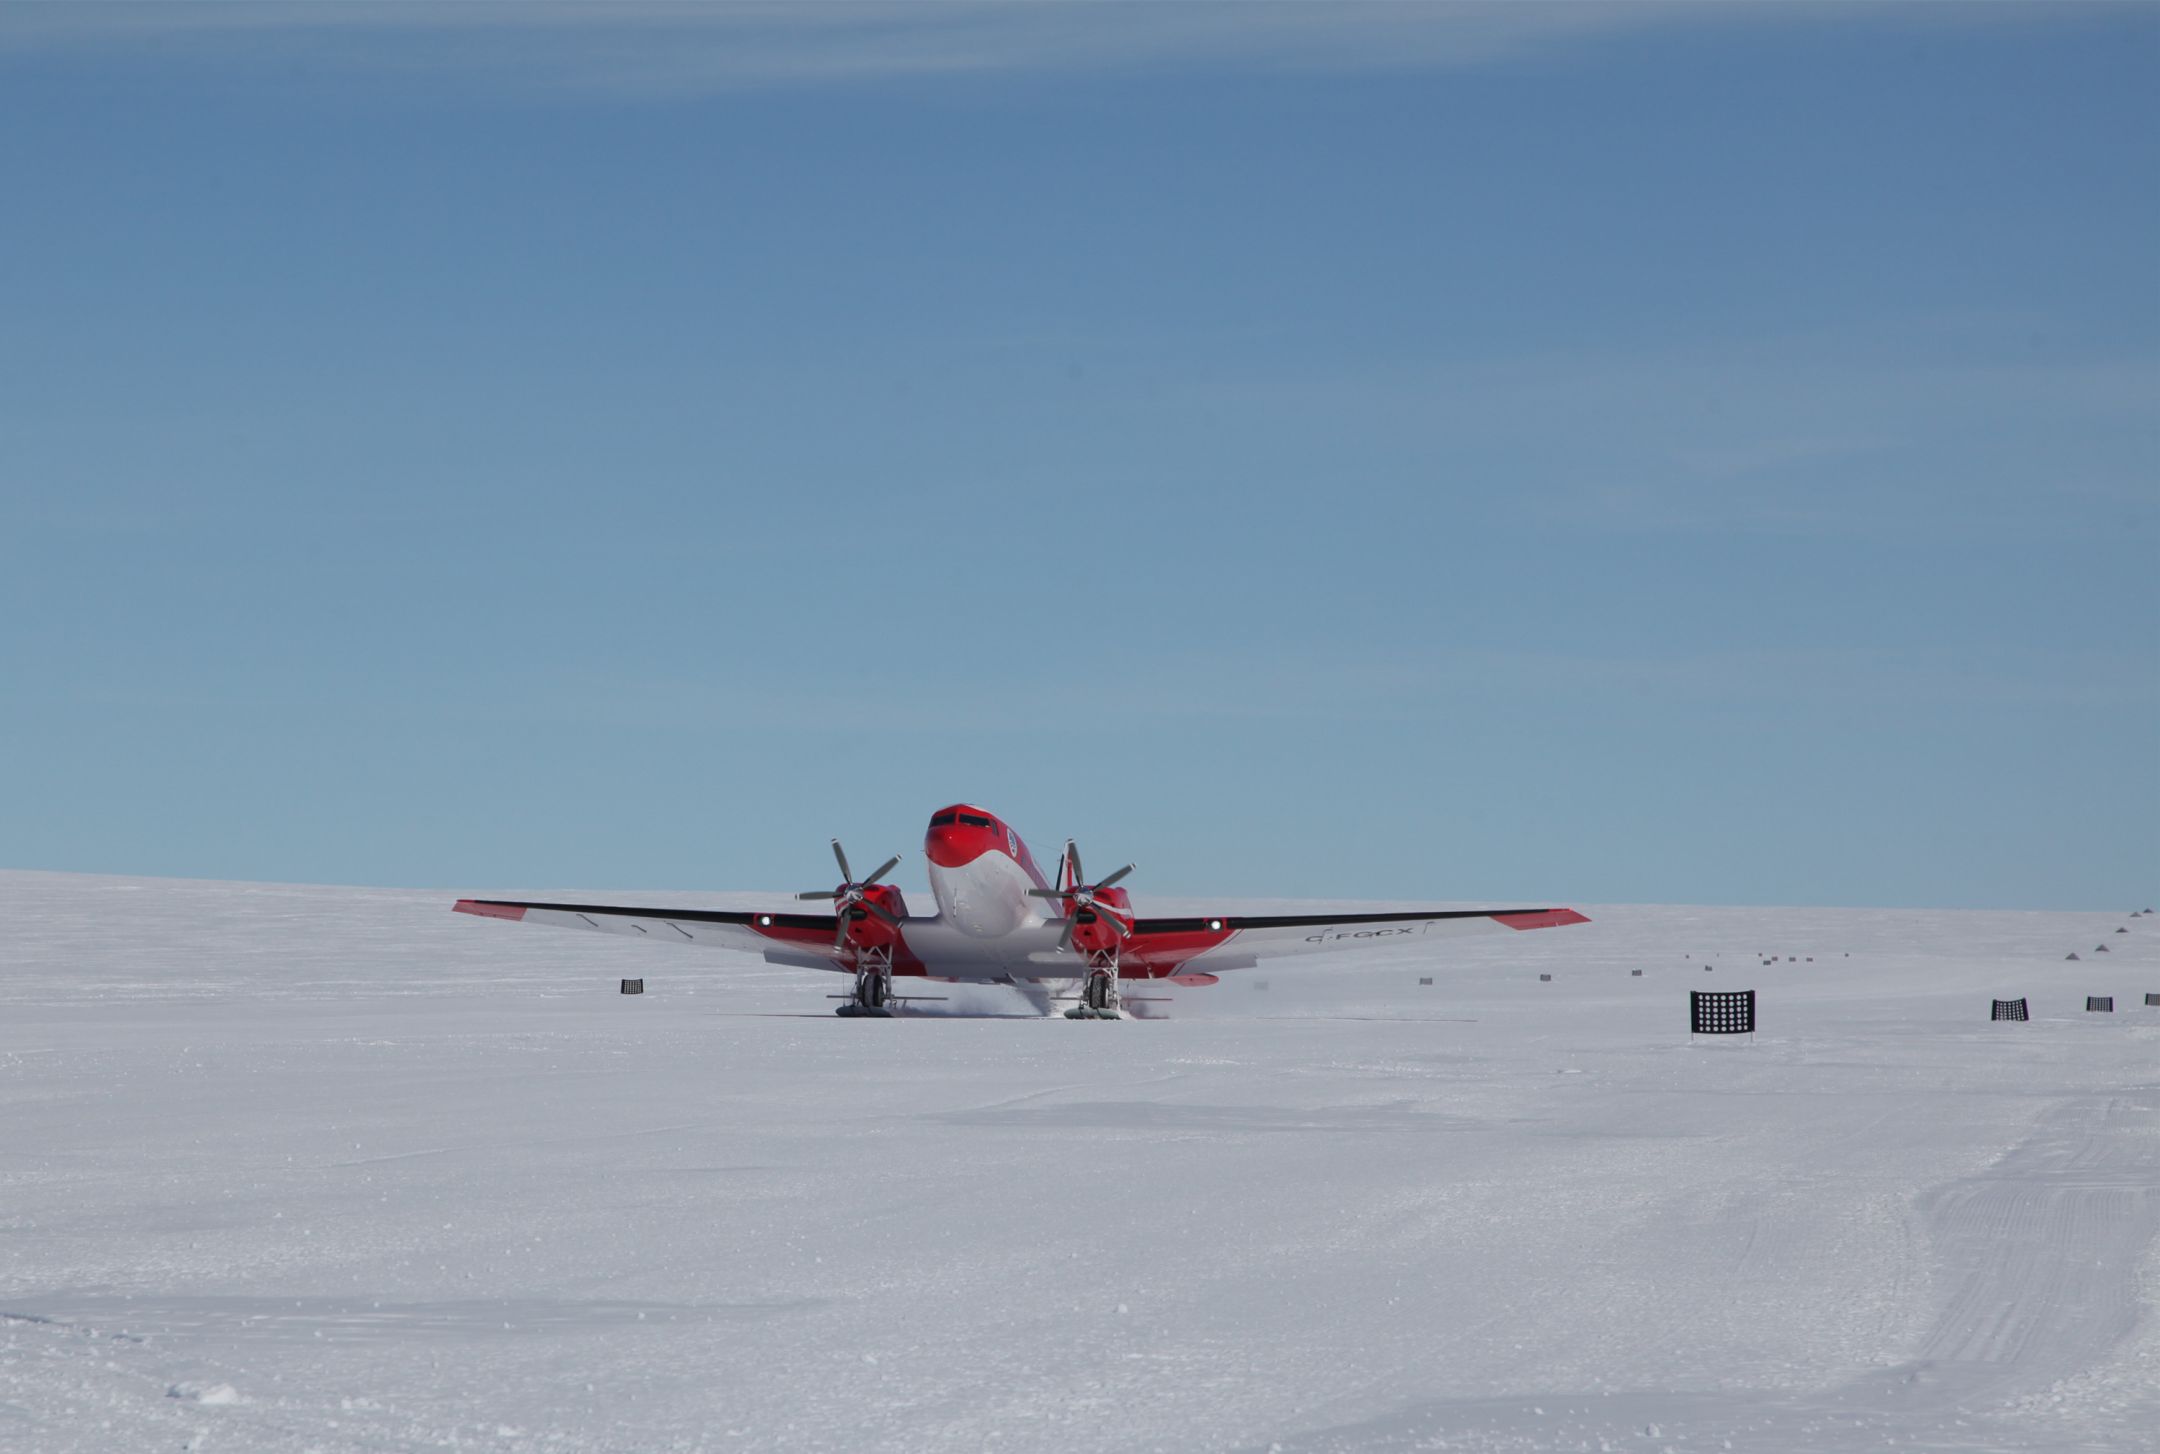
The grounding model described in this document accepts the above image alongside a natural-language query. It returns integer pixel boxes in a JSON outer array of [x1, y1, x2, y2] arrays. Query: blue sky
[[1, 2, 2154, 910]]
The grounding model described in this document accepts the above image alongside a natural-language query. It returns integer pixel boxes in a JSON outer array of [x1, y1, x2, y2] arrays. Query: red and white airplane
[[454, 804, 1587, 1018]]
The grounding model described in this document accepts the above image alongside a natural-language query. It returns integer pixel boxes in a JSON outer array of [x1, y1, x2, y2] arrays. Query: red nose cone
[[925, 807, 999, 868]]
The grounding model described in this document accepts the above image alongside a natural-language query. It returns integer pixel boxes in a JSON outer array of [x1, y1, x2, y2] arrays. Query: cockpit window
[[930, 812, 956, 826], [957, 813, 992, 828]]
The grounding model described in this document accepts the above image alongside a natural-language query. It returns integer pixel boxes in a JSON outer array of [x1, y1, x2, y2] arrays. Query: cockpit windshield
[[957, 813, 992, 828], [930, 812, 957, 827]]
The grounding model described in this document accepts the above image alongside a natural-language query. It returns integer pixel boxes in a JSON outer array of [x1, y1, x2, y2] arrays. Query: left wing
[[1120, 907, 1588, 978], [453, 898, 850, 970]]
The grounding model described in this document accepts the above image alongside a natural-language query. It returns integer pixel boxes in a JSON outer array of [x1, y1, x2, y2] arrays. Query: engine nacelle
[[1064, 884, 1131, 957], [838, 883, 909, 951]]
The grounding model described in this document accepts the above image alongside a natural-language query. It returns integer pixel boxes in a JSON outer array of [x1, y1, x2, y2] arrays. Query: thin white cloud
[[0, 1, 2076, 96], [1148, 313, 2159, 541]]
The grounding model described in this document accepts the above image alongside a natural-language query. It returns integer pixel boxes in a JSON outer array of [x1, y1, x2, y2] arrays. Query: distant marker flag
[[1991, 998, 2028, 1021], [1690, 990, 1755, 1035]]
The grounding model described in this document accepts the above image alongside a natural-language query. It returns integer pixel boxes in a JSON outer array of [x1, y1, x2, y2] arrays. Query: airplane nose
[[924, 823, 988, 868]]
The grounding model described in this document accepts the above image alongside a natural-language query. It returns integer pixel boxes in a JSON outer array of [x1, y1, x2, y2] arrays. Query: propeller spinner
[[798, 839, 902, 951], [1027, 840, 1135, 952]]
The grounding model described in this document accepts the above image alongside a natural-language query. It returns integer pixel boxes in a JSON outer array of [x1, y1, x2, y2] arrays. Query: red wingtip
[[454, 899, 527, 921], [1492, 908, 1590, 930]]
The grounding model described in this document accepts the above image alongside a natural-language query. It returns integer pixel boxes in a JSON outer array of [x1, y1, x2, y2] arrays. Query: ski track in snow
[[2, 869, 2156, 1453]]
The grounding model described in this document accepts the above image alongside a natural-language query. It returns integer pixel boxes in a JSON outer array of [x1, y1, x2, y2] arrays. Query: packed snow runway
[[3, 871, 2155, 1453]]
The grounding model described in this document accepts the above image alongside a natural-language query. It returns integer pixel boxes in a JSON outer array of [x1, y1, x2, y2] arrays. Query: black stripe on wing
[[460, 899, 838, 931], [1132, 909, 1551, 933]]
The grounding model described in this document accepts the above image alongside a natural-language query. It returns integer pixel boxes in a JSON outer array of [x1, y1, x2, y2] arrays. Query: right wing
[[453, 898, 849, 970], [1121, 907, 1588, 977]]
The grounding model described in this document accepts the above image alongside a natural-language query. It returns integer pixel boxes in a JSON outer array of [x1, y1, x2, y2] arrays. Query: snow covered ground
[[3, 869, 2155, 1454]]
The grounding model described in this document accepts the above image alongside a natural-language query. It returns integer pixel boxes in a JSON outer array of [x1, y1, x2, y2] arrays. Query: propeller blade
[[1065, 841, 1083, 887], [833, 918, 849, 951], [1095, 864, 1134, 890], [864, 901, 901, 926], [1056, 919, 1074, 952], [863, 855, 901, 886], [830, 839, 853, 885], [1027, 888, 1068, 900], [796, 890, 839, 900]]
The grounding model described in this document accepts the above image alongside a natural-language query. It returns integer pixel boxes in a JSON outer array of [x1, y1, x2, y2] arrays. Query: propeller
[[797, 839, 902, 950], [1027, 840, 1135, 952]]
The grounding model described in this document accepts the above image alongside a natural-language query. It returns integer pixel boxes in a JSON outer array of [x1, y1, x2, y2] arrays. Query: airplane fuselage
[[922, 803, 1054, 937]]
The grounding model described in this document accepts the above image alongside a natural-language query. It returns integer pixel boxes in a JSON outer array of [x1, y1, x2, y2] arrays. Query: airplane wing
[[1121, 907, 1588, 978], [452, 898, 849, 970]]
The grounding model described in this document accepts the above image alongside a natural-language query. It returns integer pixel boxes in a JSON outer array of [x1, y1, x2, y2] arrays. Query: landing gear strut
[[1064, 945, 1124, 1020], [835, 943, 895, 1017]]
